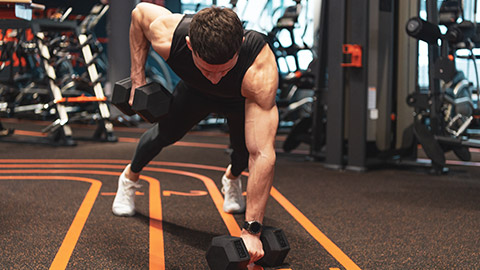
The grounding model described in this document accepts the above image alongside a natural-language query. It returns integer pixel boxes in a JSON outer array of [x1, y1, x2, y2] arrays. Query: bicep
[[244, 97, 279, 157], [242, 43, 279, 156]]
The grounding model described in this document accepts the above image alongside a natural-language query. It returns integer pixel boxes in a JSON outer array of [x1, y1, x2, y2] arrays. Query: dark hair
[[189, 7, 244, 64]]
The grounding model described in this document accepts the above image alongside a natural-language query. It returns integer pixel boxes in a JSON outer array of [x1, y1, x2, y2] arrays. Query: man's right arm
[[129, 3, 180, 104]]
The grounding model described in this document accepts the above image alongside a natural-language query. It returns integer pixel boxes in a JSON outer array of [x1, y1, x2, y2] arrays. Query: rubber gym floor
[[0, 117, 479, 270]]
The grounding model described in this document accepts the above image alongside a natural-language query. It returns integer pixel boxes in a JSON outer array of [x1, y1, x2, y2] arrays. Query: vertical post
[[395, 0, 419, 154], [345, 0, 369, 171], [426, 0, 442, 134], [325, 0, 347, 169], [311, 0, 328, 159], [107, 0, 137, 93]]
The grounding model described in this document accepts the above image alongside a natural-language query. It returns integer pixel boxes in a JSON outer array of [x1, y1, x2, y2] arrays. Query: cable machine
[[311, 0, 420, 171]]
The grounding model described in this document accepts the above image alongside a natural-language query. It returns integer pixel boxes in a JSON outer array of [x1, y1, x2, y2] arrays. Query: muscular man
[[111, 3, 278, 262]]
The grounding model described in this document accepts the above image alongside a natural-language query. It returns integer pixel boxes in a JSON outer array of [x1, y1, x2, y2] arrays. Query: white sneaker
[[112, 165, 142, 217], [221, 166, 246, 214]]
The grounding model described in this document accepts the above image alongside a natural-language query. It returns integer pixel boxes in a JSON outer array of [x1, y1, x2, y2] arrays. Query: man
[[111, 3, 278, 263]]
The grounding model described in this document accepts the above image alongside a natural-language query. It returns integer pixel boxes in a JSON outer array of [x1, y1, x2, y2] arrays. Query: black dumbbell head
[[111, 78, 136, 116], [206, 235, 250, 270], [132, 81, 172, 123], [256, 227, 290, 267]]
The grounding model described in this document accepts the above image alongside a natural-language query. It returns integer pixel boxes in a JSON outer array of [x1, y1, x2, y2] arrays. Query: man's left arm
[[241, 44, 279, 263]]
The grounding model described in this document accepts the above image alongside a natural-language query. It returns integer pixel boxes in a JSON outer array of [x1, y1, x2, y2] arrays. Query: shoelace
[[123, 179, 142, 196], [224, 179, 241, 199]]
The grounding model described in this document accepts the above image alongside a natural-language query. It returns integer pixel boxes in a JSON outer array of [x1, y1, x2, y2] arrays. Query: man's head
[[187, 7, 244, 65]]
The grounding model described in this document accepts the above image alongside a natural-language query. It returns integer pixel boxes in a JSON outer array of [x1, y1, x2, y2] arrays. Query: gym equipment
[[0, 4, 117, 146], [405, 0, 480, 173], [256, 226, 290, 267], [283, 116, 313, 152], [111, 78, 135, 116], [205, 226, 290, 270], [111, 78, 173, 123], [206, 235, 250, 270]]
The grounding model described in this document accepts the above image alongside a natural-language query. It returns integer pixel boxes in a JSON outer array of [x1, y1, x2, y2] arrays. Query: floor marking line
[[3, 156, 480, 167], [0, 175, 101, 270], [0, 164, 242, 236], [0, 169, 165, 270], [143, 167, 242, 237], [100, 191, 145, 196], [0, 161, 360, 268], [118, 137, 229, 149], [162, 190, 208, 197], [149, 161, 362, 269], [141, 174, 164, 270], [270, 186, 361, 270], [13, 130, 47, 137]]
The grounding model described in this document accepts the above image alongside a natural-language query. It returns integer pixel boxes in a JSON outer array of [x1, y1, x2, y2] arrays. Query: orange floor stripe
[[162, 190, 208, 197], [0, 165, 245, 265], [0, 175, 101, 269], [141, 174, 164, 270], [270, 187, 361, 270], [13, 129, 47, 137], [100, 191, 145, 196], [4, 156, 479, 168], [144, 167, 241, 236], [0, 163, 241, 236], [150, 161, 362, 269], [0, 160, 360, 268], [0, 169, 165, 270], [173, 141, 229, 149], [99, 137, 230, 149]]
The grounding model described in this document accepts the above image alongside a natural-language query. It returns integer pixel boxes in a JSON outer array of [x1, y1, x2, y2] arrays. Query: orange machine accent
[[54, 94, 107, 104], [341, 44, 362, 68]]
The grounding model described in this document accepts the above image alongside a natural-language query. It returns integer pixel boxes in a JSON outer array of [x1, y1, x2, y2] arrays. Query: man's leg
[[221, 103, 249, 213], [112, 81, 213, 216]]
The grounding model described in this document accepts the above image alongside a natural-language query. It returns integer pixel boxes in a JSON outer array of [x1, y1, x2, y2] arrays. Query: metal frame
[[324, 0, 347, 169]]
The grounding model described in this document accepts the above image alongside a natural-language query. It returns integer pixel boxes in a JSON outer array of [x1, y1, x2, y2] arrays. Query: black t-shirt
[[166, 14, 268, 102]]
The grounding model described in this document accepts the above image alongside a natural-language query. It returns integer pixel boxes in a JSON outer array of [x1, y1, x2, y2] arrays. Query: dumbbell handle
[[111, 78, 136, 116]]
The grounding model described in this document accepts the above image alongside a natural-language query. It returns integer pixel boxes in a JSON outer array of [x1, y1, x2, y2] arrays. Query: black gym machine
[[405, 0, 480, 173], [291, 0, 419, 171], [285, 0, 480, 174]]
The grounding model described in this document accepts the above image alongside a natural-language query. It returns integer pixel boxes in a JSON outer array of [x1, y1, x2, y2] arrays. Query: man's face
[[186, 36, 240, 84], [191, 52, 238, 84]]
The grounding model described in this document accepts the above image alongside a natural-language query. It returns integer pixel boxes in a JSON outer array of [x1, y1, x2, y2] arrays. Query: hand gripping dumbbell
[[111, 77, 173, 123], [206, 226, 290, 270]]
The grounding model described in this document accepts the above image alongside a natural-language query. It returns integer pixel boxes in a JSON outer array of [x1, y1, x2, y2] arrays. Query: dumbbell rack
[[0, 15, 117, 145], [31, 19, 116, 145]]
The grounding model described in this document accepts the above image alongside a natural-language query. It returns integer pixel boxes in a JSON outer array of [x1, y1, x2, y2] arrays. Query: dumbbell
[[111, 77, 173, 123], [206, 226, 290, 270]]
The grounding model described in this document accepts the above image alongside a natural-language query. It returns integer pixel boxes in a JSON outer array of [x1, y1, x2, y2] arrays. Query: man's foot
[[221, 166, 246, 214], [112, 165, 142, 217]]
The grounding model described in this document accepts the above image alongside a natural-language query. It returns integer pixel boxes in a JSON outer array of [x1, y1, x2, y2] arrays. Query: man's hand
[[241, 229, 264, 264], [128, 83, 138, 106], [129, 81, 145, 106]]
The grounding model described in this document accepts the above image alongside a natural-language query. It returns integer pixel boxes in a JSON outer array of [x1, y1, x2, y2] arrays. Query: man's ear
[[185, 36, 192, 51]]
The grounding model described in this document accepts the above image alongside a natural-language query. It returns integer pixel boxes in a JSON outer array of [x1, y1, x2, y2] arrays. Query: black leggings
[[130, 81, 249, 177]]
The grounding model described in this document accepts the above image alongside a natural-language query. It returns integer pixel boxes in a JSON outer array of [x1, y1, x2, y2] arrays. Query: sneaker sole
[[112, 209, 135, 217]]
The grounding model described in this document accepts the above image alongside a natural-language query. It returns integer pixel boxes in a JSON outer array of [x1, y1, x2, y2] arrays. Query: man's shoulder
[[149, 14, 185, 60], [241, 44, 278, 101], [155, 13, 185, 31]]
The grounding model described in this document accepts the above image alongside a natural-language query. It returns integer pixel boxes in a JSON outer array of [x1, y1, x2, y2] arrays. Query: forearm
[[129, 8, 150, 86], [245, 151, 276, 223]]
